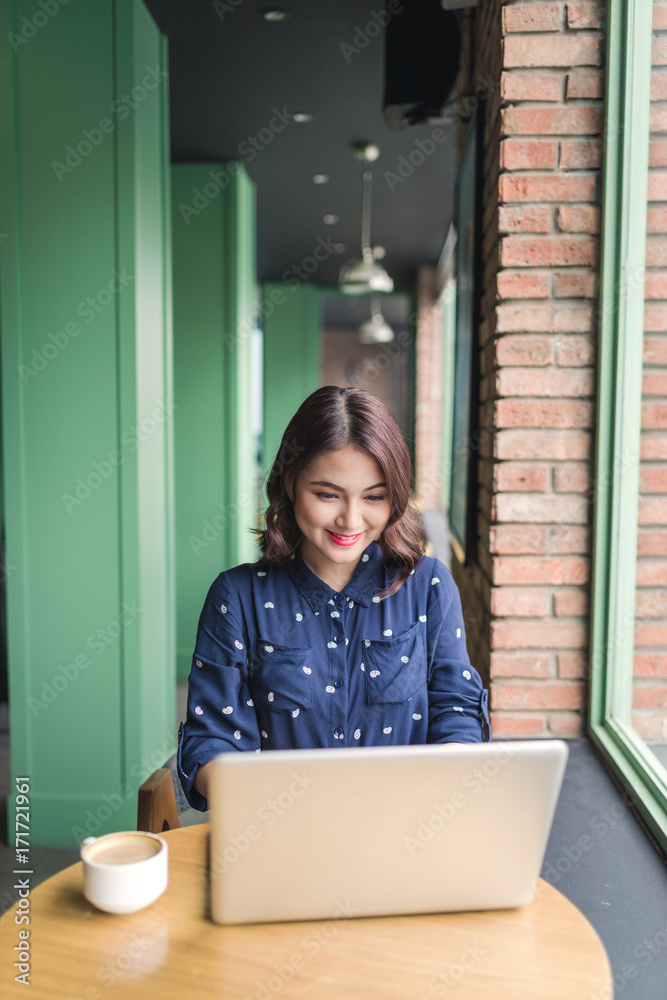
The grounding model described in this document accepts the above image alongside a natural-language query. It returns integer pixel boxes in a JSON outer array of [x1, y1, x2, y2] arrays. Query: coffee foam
[[84, 833, 161, 866]]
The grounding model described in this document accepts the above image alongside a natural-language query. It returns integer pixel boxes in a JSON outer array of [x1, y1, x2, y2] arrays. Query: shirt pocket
[[250, 637, 314, 712], [362, 620, 426, 705]]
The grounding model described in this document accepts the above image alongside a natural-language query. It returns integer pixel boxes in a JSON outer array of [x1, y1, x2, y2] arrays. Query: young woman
[[177, 386, 490, 810]]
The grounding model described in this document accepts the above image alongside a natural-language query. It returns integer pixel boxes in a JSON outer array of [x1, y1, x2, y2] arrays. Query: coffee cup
[[80, 831, 168, 914]]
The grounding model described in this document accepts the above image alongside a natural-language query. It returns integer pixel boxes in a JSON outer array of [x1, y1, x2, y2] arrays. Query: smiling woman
[[177, 387, 490, 811]]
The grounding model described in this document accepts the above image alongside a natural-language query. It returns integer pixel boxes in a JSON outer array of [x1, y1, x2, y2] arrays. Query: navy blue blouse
[[178, 541, 490, 811]]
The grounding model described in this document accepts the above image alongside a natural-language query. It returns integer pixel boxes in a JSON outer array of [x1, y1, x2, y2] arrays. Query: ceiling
[[143, 0, 459, 293]]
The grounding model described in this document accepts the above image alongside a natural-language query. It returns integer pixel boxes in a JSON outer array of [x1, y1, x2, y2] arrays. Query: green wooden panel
[[1, 0, 173, 845], [589, 0, 667, 851], [261, 281, 321, 480], [171, 164, 257, 682]]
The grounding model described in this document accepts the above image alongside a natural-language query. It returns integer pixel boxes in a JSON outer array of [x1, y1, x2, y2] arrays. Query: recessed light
[[323, 214, 339, 225], [293, 113, 313, 123], [262, 9, 289, 21], [313, 174, 330, 184]]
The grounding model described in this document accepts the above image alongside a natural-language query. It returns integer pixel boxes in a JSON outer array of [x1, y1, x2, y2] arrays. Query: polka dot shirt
[[178, 541, 490, 811]]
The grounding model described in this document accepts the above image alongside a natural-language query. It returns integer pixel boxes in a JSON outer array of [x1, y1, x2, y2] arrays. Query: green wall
[[0, 0, 174, 845], [261, 282, 322, 479], [172, 164, 257, 681]]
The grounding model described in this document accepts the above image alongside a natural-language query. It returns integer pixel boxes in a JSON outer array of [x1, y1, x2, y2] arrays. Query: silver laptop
[[208, 739, 568, 925]]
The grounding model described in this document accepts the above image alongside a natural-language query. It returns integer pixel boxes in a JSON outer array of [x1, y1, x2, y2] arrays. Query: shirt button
[[334, 593, 343, 603], [333, 635, 343, 643], [334, 678, 343, 688], [334, 727, 344, 739]]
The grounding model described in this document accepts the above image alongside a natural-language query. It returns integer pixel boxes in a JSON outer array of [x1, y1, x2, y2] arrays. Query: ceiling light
[[293, 113, 312, 123], [313, 174, 329, 184], [262, 9, 289, 21], [323, 214, 338, 225], [339, 143, 394, 295], [358, 297, 395, 344]]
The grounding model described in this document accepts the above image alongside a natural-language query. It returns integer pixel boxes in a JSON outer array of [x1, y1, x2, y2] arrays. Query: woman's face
[[292, 446, 392, 585]]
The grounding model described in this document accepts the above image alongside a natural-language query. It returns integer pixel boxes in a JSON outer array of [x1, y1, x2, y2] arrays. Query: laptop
[[207, 739, 568, 925]]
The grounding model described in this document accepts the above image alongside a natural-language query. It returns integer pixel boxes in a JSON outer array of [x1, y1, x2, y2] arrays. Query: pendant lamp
[[339, 144, 394, 295], [358, 296, 395, 344]]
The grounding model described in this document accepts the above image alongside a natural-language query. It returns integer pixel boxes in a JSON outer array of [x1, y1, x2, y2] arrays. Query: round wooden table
[[1, 823, 613, 999]]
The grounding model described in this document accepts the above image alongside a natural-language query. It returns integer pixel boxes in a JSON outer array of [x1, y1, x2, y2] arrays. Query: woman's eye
[[365, 495, 387, 502], [316, 492, 337, 500]]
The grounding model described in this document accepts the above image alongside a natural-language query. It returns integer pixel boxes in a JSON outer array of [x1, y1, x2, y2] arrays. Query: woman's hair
[[256, 386, 427, 596]]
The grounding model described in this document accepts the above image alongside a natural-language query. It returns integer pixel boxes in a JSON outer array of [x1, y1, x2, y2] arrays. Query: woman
[[178, 386, 490, 811]]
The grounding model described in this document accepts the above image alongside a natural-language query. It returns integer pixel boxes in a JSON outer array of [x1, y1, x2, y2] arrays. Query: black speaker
[[382, 0, 461, 129]]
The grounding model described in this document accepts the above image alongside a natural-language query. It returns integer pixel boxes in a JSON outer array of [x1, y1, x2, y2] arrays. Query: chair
[[137, 753, 189, 833]]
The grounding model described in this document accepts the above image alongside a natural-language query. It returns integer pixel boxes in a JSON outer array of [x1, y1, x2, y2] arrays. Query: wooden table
[[1, 823, 613, 999]]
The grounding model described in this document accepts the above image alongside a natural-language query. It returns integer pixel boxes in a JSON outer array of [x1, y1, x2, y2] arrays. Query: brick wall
[[415, 264, 444, 511], [634, 1, 667, 743], [451, 0, 605, 736]]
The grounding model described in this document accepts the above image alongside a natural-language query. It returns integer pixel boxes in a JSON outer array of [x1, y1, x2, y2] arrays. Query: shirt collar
[[288, 540, 384, 613]]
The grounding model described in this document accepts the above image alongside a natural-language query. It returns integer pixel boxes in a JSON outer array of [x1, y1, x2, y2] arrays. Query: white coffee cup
[[80, 830, 168, 914]]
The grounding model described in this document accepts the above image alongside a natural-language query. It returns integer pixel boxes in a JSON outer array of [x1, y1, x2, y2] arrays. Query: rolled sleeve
[[425, 561, 490, 744], [177, 574, 261, 810]]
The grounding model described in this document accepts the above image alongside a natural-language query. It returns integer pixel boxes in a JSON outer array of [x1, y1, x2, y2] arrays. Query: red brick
[[554, 462, 591, 492], [647, 207, 667, 234], [557, 205, 600, 234], [496, 399, 593, 429], [491, 586, 550, 617], [491, 653, 552, 678], [638, 497, 667, 526], [496, 367, 594, 397], [644, 274, 667, 299], [566, 69, 604, 100], [554, 588, 589, 616], [493, 556, 589, 585], [558, 652, 589, 678], [490, 525, 547, 555], [635, 587, 667, 616], [650, 106, 667, 134], [559, 140, 602, 170], [653, 35, 667, 67], [548, 711, 584, 736], [641, 402, 667, 430], [495, 462, 548, 492], [646, 237, 667, 267], [635, 624, 667, 645], [645, 303, 667, 332], [633, 653, 667, 677], [500, 139, 557, 171], [632, 684, 667, 709], [555, 335, 595, 366], [495, 428, 591, 460], [503, 35, 602, 70], [637, 530, 667, 556], [490, 714, 547, 737], [502, 105, 602, 135], [643, 371, 667, 394], [632, 715, 667, 740], [641, 435, 667, 460], [553, 271, 596, 298], [493, 493, 589, 524], [492, 681, 584, 711], [501, 71, 563, 103], [644, 336, 667, 364], [500, 173, 597, 201], [497, 270, 550, 299], [640, 467, 667, 492], [546, 525, 590, 553], [647, 173, 667, 201], [500, 236, 598, 268], [495, 334, 553, 366], [566, 1, 604, 29], [649, 142, 667, 167], [503, 3, 561, 32], [497, 303, 592, 333], [651, 70, 667, 102], [492, 620, 588, 649], [636, 559, 667, 586], [498, 205, 551, 234], [655, 5, 667, 31]]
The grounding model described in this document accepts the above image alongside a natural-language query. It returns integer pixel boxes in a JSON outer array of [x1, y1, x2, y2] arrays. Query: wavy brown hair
[[256, 386, 427, 597]]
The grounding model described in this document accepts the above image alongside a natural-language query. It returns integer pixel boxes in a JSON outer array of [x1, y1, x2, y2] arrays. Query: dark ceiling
[[144, 0, 458, 291]]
